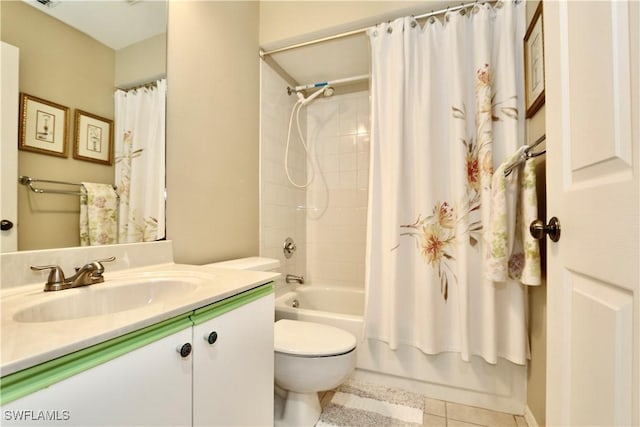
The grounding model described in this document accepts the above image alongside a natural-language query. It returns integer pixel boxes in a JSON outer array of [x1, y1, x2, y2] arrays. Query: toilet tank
[[203, 257, 280, 272]]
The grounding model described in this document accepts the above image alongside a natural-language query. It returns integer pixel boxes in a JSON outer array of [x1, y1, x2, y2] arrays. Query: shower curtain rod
[[116, 77, 164, 92], [260, 0, 512, 58]]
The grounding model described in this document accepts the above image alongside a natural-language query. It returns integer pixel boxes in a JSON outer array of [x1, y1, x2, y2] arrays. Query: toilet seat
[[275, 319, 356, 357]]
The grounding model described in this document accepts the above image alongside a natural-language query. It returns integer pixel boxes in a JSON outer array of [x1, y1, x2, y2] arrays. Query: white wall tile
[[261, 70, 368, 289]]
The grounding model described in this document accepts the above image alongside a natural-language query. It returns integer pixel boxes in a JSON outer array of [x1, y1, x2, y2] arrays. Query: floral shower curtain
[[114, 79, 166, 243], [364, 1, 529, 364]]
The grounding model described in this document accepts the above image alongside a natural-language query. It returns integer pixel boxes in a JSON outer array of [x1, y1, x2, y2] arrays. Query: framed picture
[[73, 110, 113, 165], [524, 2, 545, 118], [18, 93, 69, 157]]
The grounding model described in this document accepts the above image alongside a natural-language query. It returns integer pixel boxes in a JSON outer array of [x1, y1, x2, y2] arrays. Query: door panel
[[1, 42, 19, 253], [545, 1, 639, 425], [570, 274, 633, 426]]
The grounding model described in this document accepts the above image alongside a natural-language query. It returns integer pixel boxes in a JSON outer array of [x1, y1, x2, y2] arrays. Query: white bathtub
[[274, 286, 364, 342]]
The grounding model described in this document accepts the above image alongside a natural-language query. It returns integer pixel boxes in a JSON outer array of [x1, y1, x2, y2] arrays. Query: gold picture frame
[[73, 110, 113, 165], [18, 93, 69, 157], [524, 2, 545, 118]]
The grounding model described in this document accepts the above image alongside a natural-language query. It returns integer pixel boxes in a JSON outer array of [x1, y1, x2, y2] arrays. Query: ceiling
[[22, 0, 167, 50], [267, 32, 370, 90]]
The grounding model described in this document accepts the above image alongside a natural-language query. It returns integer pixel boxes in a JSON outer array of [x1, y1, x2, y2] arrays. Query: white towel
[[485, 148, 541, 285], [80, 182, 118, 246]]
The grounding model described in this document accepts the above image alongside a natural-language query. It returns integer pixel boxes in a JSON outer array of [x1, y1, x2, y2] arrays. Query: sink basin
[[13, 279, 200, 323]]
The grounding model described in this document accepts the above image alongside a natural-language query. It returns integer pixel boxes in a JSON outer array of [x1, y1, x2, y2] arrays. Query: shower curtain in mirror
[[114, 79, 166, 243], [365, 1, 529, 364]]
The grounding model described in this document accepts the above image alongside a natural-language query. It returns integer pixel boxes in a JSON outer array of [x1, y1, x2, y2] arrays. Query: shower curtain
[[114, 79, 166, 243], [365, 1, 529, 364]]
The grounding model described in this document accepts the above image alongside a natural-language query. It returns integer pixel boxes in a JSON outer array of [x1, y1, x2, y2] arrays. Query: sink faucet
[[285, 274, 305, 284], [31, 257, 116, 292]]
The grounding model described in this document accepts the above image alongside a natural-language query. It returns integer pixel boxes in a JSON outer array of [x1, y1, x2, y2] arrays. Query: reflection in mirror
[[0, 0, 167, 251]]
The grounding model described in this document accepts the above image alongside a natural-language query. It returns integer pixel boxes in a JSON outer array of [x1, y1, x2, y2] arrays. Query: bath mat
[[316, 379, 424, 426]]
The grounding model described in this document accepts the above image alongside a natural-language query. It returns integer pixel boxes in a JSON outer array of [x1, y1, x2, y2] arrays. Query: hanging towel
[[80, 182, 118, 246], [485, 148, 541, 285]]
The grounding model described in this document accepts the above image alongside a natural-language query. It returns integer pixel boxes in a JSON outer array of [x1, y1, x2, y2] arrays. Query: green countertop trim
[[190, 283, 273, 325], [0, 313, 192, 406]]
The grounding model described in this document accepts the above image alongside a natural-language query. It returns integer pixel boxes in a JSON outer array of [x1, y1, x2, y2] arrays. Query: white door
[[545, 1, 639, 426], [1, 42, 19, 253]]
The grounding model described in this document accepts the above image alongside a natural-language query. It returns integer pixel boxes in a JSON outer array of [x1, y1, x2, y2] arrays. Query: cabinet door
[[2, 327, 193, 426], [192, 294, 274, 426]]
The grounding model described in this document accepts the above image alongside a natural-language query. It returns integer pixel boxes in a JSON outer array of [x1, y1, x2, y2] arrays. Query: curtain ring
[[387, 26, 393, 34], [410, 20, 417, 28]]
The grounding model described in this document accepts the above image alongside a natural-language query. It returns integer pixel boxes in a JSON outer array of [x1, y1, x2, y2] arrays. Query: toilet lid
[[274, 319, 356, 357]]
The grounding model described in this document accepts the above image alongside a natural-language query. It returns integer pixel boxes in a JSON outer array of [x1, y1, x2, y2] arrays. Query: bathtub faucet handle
[[285, 274, 305, 284]]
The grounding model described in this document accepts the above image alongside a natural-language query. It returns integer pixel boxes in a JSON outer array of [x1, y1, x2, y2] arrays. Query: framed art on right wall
[[524, 2, 545, 118]]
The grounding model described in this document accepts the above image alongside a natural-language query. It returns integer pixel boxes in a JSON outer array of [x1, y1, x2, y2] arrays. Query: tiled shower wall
[[260, 61, 370, 290], [260, 62, 306, 282], [305, 91, 369, 289]]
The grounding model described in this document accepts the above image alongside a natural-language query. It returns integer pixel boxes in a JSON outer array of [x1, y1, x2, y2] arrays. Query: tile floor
[[319, 390, 529, 427]]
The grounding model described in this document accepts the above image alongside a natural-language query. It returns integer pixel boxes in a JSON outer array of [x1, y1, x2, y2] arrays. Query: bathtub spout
[[285, 274, 305, 284]]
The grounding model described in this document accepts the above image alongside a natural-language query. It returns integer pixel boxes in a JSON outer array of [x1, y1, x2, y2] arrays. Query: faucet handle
[[85, 256, 116, 276], [30, 265, 66, 287]]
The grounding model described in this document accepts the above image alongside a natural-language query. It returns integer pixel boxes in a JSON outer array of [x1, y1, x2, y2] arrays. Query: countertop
[[0, 263, 278, 376]]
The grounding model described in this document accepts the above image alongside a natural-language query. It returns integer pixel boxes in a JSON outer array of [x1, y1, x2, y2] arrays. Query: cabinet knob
[[205, 331, 218, 345], [177, 343, 192, 358], [1, 219, 13, 231]]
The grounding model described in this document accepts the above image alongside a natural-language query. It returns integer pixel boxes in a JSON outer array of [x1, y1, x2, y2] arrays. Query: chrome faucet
[[285, 274, 305, 284], [31, 257, 116, 292]]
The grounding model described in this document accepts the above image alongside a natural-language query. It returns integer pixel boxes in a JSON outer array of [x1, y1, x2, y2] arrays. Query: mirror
[[0, 0, 167, 251]]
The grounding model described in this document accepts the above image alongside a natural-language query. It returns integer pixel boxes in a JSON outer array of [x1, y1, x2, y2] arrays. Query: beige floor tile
[[447, 419, 486, 427], [424, 397, 447, 417], [514, 415, 528, 427], [446, 402, 517, 427], [423, 413, 447, 427], [319, 390, 335, 409]]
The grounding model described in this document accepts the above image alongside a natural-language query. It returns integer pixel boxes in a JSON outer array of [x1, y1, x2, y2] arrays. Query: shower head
[[299, 85, 334, 106]]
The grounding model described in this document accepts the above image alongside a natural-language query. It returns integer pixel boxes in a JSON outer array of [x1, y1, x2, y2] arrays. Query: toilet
[[203, 257, 357, 426]]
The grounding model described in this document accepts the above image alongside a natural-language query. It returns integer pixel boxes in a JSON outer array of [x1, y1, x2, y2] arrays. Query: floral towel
[[485, 148, 541, 285], [80, 182, 118, 246]]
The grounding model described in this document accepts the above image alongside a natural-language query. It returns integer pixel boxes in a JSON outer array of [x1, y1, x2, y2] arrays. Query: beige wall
[[166, 1, 260, 264], [525, 1, 547, 426], [115, 33, 167, 88], [259, 0, 448, 47], [1, 0, 115, 251]]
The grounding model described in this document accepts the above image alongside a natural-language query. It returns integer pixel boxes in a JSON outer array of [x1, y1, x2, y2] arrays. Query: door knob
[[530, 217, 561, 242]]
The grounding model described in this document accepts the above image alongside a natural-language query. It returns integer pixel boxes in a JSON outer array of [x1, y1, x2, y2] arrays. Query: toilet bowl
[[275, 319, 356, 426], [202, 257, 357, 427]]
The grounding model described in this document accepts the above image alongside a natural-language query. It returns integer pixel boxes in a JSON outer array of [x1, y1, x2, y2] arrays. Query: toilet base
[[276, 390, 321, 427]]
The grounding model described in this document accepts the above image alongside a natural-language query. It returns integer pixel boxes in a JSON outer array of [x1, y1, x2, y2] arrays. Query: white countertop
[[0, 263, 278, 376]]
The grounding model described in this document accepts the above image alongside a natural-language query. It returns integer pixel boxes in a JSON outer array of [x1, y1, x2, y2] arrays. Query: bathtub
[[274, 285, 364, 342]]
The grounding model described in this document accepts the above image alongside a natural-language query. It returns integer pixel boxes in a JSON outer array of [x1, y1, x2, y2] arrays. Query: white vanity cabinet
[[1, 283, 274, 427], [192, 290, 274, 426], [1, 317, 194, 426]]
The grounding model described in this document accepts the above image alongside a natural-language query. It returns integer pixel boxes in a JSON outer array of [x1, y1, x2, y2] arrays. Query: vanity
[[0, 242, 276, 426]]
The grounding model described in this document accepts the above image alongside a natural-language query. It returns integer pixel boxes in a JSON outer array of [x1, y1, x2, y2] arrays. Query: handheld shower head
[[299, 86, 334, 106]]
